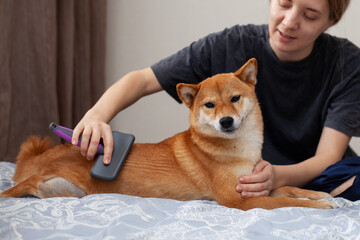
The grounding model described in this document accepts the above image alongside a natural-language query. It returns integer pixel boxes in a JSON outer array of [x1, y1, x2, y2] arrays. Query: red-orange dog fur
[[0, 59, 337, 210]]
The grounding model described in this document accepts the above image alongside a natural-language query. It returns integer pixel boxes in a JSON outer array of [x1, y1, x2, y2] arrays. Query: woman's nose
[[282, 9, 300, 29]]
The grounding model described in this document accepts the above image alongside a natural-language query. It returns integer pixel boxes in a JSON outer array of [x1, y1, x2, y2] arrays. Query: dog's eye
[[231, 95, 241, 103], [204, 102, 215, 108]]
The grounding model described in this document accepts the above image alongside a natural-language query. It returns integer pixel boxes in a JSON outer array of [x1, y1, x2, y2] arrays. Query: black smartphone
[[90, 131, 135, 181]]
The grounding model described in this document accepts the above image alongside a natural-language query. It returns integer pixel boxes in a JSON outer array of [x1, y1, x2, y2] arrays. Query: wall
[[105, 0, 360, 154]]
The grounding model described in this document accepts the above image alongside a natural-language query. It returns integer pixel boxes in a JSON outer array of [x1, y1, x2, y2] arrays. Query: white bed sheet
[[1, 162, 360, 240]]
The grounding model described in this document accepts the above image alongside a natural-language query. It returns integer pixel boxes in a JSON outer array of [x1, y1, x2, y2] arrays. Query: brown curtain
[[0, 0, 107, 162]]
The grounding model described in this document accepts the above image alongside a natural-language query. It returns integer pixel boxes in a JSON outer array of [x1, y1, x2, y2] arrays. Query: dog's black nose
[[220, 117, 234, 129]]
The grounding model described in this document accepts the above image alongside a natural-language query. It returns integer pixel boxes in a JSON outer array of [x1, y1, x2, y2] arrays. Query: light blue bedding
[[1, 162, 359, 240]]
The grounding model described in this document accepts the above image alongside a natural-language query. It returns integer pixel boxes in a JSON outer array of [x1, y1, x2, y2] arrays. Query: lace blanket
[[1, 162, 359, 240]]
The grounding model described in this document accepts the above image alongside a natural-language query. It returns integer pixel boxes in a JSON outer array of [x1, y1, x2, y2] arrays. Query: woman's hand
[[72, 115, 113, 165], [236, 160, 275, 198]]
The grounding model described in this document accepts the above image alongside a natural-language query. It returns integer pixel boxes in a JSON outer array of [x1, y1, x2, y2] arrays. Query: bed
[[1, 162, 360, 240]]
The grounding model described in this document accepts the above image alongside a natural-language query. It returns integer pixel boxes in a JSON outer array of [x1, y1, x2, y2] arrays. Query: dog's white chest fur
[[232, 163, 254, 179]]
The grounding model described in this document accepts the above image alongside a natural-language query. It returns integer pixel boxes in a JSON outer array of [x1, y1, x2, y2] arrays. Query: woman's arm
[[237, 127, 351, 198], [72, 67, 162, 163], [274, 127, 351, 188]]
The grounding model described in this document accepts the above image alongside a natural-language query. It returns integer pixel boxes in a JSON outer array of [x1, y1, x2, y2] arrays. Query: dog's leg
[[0, 175, 86, 198], [269, 186, 332, 200], [212, 185, 337, 210], [219, 196, 337, 210], [0, 175, 44, 198]]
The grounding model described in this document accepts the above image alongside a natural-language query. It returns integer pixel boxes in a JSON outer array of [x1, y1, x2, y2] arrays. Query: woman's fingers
[[72, 121, 113, 162], [101, 124, 114, 165], [236, 160, 275, 199]]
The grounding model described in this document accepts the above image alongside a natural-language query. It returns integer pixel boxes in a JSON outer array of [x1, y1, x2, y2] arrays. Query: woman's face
[[269, 0, 334, 61]]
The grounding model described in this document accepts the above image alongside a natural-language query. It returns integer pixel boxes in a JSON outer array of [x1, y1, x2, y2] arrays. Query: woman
[[72, 0, 360, 200]]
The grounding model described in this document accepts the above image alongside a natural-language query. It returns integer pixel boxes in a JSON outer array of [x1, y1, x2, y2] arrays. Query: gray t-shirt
[[151, 24, 360, 165]]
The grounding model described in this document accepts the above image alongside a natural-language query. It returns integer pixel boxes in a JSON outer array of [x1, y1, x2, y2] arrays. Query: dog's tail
[[16, 136, 55, 164], [13, 136, 55, 182]]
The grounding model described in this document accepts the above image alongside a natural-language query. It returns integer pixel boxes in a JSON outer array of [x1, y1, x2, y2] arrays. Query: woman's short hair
[[328, 0, 350, 24]]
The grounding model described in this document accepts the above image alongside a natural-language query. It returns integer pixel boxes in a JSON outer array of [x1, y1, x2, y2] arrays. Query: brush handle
[[49, 122, 104, 155]]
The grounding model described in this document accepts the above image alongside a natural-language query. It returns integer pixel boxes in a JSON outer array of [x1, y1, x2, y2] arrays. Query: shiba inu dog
[[0, 59, 337, 210]]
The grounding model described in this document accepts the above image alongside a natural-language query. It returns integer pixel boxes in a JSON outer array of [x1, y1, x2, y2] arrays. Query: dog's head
[[177, 58, 262, 139]]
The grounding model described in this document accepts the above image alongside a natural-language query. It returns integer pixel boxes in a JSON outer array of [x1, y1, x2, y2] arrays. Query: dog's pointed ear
[[177, 83, 200, 108], [234, 58, 257, 85]]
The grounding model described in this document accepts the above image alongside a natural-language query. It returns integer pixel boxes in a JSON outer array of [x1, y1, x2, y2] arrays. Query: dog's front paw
[[303, 190, 333, 200], [318, 200, 338, 209], [315, 191, 333, 199]]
